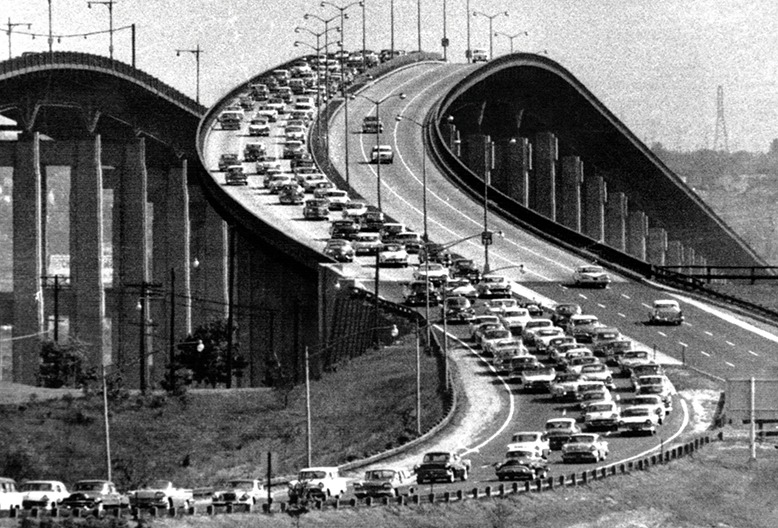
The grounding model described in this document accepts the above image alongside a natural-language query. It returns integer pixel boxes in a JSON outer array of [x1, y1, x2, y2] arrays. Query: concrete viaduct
[[0, 51, 764, 387]]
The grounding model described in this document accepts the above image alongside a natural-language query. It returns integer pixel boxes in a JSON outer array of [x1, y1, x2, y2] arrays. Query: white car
[[506, 431, 550, 458], [480, 328, 513, 354], [476, 274, 512, 298], [618, 349, 655, 376], [378, 243, 409, 267], [468, 315, 502, 339], [624, 394, 667, 424], [572, 265, 611, 288], [582, 400, 621, 431], [566, 355, 602, 375], [20, 481, 70, 510], [352, 232, 383, 255], [248, 119, 270, 136], [287, 467, 348, 501], [532, 327, 567, 353], [342, 201, 368, 219], [445, 277, 478, 299], [212, 479, 264, 506], [579, 363, 616, 390], [486, 298, 518, 313], [619, 406, 660, 435], [561, 433, 609, 463], [0, 477, 23, 511], [324, 189, 350, 210], [634, 375, 674, 407], [413, 262, 450, 284], [370, 144, 394, 163], [499, 307, 532, 330], [285, 125, 307, 142], [521, 319, 554, 347]]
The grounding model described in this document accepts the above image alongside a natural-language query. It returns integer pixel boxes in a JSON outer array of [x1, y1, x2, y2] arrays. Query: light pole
[[305, 324, 400, 465], [416, 0, 422, 52], [390, 0, 395, 57], [175, 44, 203, 104], [295, 25, 340, 143], [465, 0, 470, 62], [303, 13, 340, 103], [441, 0, 448, 61], [494, 30, 527, 54], [395, 115, 429, 242], [361, 0, 367, 70], [87, 0, 116, 60], [6, 18, 31, 59], [472, 9, 509, 61], [483, 135, 494, 274]]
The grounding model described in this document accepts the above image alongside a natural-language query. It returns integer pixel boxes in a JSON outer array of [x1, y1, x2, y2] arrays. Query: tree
[[39, 338, 97, 389], [174, 318, 246, 388]]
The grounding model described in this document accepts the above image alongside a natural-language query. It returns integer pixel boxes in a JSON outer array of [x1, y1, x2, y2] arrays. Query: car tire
[[447, 473, 455, 483], [461, 468, 468, 482]]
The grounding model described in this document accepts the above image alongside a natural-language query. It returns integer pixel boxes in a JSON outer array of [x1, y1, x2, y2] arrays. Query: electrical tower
[[713, 85, 729, 153]]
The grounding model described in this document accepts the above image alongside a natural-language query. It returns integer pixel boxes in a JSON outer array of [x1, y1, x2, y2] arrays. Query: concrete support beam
[[12, 133, 44, 384], [583, 175, 606, 241], [112, 138, 149, 384], [461, 134, 489, 178], [647, 227, 668, 266], [605, 192, 627, 251], [684, 247, 696, 275], [532, 132, 557, 220], [492, 137, 530, 206], [440, 121, 458, 154], [70, 135, 106, 369], [667, 240, 684, 268], [558, 155, 583, 231], [627, 210, 648, 261]]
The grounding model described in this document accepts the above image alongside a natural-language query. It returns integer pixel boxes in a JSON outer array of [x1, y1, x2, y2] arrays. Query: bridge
[[0, 49, 768, 388]]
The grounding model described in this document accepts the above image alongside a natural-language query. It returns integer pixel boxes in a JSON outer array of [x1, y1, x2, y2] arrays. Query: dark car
[[551, 303, 582, 327], [330, 219, 360, 240], [495, 452, 549, 481], [59, 481, 129, 511], [450, 258, 482, 283], [415, 452, 470, 484]]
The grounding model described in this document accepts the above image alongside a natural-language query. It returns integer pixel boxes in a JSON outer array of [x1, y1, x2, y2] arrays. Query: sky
[[2, 0, 777, 153]]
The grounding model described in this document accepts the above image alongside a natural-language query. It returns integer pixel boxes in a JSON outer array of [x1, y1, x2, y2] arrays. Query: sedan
[[561, 433, 609, 463], [378, 243, 409, 267], [351, 232, 382, 255], [323, 239, 354, 262], [572, 265, 611, 288], [495, 453, 548, 481]]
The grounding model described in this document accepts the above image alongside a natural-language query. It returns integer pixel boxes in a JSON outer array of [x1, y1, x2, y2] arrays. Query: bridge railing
[[0, 51, 204, 115]]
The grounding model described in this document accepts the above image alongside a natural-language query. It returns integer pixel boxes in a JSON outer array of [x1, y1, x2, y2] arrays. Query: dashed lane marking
[[749, 350, 759, 357], [617, 313, 626, 318], [578, 294, 588, 300], [726, 341, 735, 347], [621, 294, 631, 299], [641, 303, 651, 309], [597, 303, 606, 309], [679, 341, 688, 347], [701, 351, 711, 357], [725, 361, 736, 368], [704, 331, 713, 336], [658, 331, 667, 337]]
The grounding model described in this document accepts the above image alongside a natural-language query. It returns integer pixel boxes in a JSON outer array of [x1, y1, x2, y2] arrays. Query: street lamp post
[[6, 18, 32, 60], [304, 13, 341, 103], [295, 26, 340, 148], [87, 0, 116, 60], [472, 9, 509, 61], [493, 30, 527, 54], [483, 136, 494, 274], [175, 44, 203, 104], [442, 0, 447, 61], [465, 0, 470, 62], [417, 0, 422, 52], [390, 0, 395, 57], [305, 324, 400, 465]]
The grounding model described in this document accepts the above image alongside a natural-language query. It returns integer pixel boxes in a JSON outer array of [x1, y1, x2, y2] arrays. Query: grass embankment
[[0, 335, 445, 489]]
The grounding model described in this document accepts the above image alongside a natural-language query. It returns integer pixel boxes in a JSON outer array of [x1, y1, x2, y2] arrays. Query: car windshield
[[572, 317, 598, 326], [512, 433, 539, 443], [588, 404, 612, 412], [482, 276, 504, 284], [21, 483, 54, 491], [383, 244, 403, 252], [74, 482, 104, 491], [506, 450, 534, 459], [537, 329, 562, 336], [525, 321, 550, 329], [640, 376, 663, 384], [422, 453, 451, 464], [596, 332, 619, 340], [229, 481, 255, 490], [546, 420, 573, 430], [625, 351, 649, 360], [580, 266, 604, 274], [581, 365, 605, 373], [622, 408, 650, 417], [568, 435, 597, 444], [364, 470, 395, 480], [484, 330, 510, 340], [299, 471, 326, 480]]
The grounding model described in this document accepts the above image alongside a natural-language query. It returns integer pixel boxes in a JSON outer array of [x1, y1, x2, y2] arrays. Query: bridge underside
[[442, 55, 763, 269]]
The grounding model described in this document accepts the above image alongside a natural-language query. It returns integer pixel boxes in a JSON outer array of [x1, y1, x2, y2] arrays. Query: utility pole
[[6, 18, 32, 59], [87, 0, 117, 60], [127, 281, 162, 393]]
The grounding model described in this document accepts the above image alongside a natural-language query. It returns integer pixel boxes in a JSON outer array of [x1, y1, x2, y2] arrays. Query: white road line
[[749, 350, 759, 357], [617, 313, 626, 318], [658, 331, 667, 337], [616, 400, 689, 466], [621, 294, 631, 299], [641, 303, 651, 309], [597, 303, 606, 309], [704, 331, 713, 337], [578, 294, 588, 300], [725, 361, 736, 368], [678, 341, 688, 347], [671, 292, 778, 344], [726, 341, 735, 347], [700, 351, 711, 357]]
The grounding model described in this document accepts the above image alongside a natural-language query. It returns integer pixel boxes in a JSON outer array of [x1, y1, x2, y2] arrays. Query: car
[[218, 110, 243, 130], [549, 371, 584, 401], [566, 355, 602, 375], [499, 307, 532, 331], [520, 365, 556, 392], [590, 327, 623, 356], [279, 184, 305, 204], [600, 337, 634, 365], [506, 431, 550, 457], [287, 467, 348, 501], [342, 201, 369, 220], [480, 328, 513, 355], [572, 265, 611, 288], [20, 481, 70, 510], [224, 165, 248, 186], [579, 363, 616, 390], [492, 339, 527, 371], [648, 299, 684, 325], [330, 218, 360, 240], [577, 389, 613, 414], [323, 189, 350, 210], [557, 347, 594, 370], [60, 480, 130, 511], [547, 335, 577, 355], [212, 479, 264, 507], [508, 355, 542, 382], [353, 469, 413, 499], [380, 222, 407, 241], [618, 349, 654, 377], [635, 375, 674, 409], [303, 198, 329, 219], [352, 232, 383, 255], [0, 478, 23, 511], [521, 319, 555, 348], [622, 394, 667, 424], [450, 258, 482, 283], [361, 210, 386, 232], [548, 342, 585, 365], [415, 452, 470, 484], [404, 280, 441, 307], [323, 239, 354, 262], [476, 274, 512, 298], [551, 303, 583, 327], [485, 298, 519, 313], [266, 174, 295, 194], [378, 242, 409, 267], [256, 159, 281, 176], [619, 406, 660, 435], [413, 262, 449, 287], [218, 153, 240, 171], [566, 314, 603, 342], [561, 433, 609, 463], [312, 181, 337, 199], [471, 321, 504, 343], [361, 115, 384, 134], [370, 144, 394, 163], [285, 125, 307, 143], [471, 48, 489, 62], [468, 315, 501, 338], [129, 480, 193, 510], [393, 231, 424, 253], [255, 108, 279, 122], [247, 118, 271, 136], [544, 417, 582, 450], [495, 452, 549, 481], [532, 327, 567, 353], [299, 174, 330, 193], [419, 243, 453, 266], [445, 277, 479, 299], [441, 295, 476, 323], [582, 400, 621, 431], [283, 140, 306, 159], [243, 142, 266, 162]]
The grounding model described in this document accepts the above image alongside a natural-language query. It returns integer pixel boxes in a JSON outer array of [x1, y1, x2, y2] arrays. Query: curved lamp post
[[493, 30, 527, 54], [472, 9, 508, 61]]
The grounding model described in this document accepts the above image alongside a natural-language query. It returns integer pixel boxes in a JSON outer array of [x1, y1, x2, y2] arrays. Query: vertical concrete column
[[461, 134, 488, 177], [684, 247, 696, 275], [667, 240, 684, 268], [605, 192, 627, 251], [532, 132, 557, 220], [492, 138, 530, 206], [583, 175, 606, 241], [440, 120, 457, 153], [112, 138, 149, 384], [647, 227, 667, 266], [627, 210, 648, 260], [71, 135, 106, 369], [12, 133, 44, 384], [200, 202, 228, 323], [558, 155, 583, 231]]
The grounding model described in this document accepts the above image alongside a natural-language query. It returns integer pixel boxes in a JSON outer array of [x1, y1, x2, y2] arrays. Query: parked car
[[353, 469, 414, 499], [561, 433, 609, 463], [20, 481, 70, 510], [59, 480, 129, 511], [0, 477, 23, 511], [648, 299, 684, 325], [572, 265, 611, 288], [287, 467, 347, 501], [211, 479, 264, 507], [415, 452, 470, 484]]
